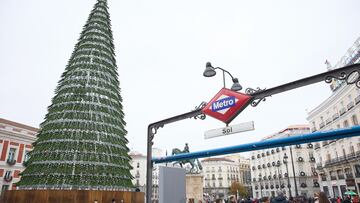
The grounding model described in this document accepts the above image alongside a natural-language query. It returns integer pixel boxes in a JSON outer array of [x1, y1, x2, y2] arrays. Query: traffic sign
[[202, 88, 252, 124], [204, 121, 255, 139]]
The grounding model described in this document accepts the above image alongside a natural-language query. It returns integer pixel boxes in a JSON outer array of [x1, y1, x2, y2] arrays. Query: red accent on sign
[[202, 88, 252, 124]]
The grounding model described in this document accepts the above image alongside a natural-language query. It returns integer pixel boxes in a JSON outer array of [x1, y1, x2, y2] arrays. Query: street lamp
[[289, 146, 299, 197], [283, 153, 292, 198], [258, 173, 263, 198], [276, 162, 282, 189], [203, 62, 242, 91]]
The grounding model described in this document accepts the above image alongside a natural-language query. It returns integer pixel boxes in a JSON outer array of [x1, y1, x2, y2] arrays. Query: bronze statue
[[171, 143, 202, 173]]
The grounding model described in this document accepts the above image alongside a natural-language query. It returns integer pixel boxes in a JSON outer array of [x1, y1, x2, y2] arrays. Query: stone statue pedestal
[[186, 174, 203, 203]]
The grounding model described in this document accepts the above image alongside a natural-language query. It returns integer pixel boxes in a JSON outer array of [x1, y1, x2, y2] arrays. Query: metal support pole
[[284, 161, 292, 197], [222, 70, 226, 88], [289, 146, 299, 197], [146, 127, 154, 203], [259, 174, 263, 198]]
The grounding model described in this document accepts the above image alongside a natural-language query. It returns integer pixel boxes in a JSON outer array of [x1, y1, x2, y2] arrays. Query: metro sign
[[202, 88, 253, 124]]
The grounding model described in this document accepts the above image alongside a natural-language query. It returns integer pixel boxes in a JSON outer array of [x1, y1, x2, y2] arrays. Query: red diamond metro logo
[[202, 88, 252, 124]]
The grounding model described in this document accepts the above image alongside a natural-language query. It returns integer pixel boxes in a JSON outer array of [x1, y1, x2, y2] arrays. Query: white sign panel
[[204, 121, 254, 139]]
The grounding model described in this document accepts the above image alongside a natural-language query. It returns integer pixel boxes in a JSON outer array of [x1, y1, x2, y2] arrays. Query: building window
[[213, 182, 215, 187], [137, 162, 140, 168], [7, 148, 16, 161], [343, 120, 349, 127], [1, 185, 9, 195], [24, 151, 30, 162], [219, 182, 222, 187], [4, 171, 11, 179], [352, 115, 358, 125]]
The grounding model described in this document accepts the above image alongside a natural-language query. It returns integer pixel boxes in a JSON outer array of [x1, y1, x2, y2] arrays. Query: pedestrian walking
[[271, 190, 288, 203]]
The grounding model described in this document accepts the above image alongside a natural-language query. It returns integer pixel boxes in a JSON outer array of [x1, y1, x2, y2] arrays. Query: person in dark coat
[[271, 190, 289, 203]]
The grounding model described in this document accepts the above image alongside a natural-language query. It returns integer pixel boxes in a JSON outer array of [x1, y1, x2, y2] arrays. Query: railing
[[347, 101, 355, 110], [319, 122, 325, 129], [324, 152, 360, 166], [6, 158, 16, 166], [338, 174, 345, 179], [326, 118, 332, 124], [332, 113, 339, 121], [316, 163, 323, 170], [339, 107, 346, 116], [4, 175, 12, 182], [330, 176, 337, 180], [346, 173, 354, 179], [355, 95, 360, 104]]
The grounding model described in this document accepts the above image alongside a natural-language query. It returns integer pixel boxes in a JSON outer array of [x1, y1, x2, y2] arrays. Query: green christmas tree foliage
[[18, 0, 133, 190]]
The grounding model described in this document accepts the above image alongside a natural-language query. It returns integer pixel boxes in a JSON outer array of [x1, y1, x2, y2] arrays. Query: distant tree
[[229, 181, 248, 198]]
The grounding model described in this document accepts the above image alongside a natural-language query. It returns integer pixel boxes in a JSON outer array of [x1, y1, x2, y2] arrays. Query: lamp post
[[289, 146, 299, 197], [283, 153, 292, 198], [276, 162, 282, 188], [203, 62, 242, 91], [259, 173, 263, 198]]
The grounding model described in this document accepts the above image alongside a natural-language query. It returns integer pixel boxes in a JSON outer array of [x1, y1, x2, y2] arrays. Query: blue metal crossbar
[[152, 125, 360, 163]]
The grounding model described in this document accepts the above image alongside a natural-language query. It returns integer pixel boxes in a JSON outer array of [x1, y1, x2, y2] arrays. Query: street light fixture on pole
[[203, 62, 242, 91], [289, 146, 299, 197], [258, 173, 263, 198], [283, 153, 292, 198]]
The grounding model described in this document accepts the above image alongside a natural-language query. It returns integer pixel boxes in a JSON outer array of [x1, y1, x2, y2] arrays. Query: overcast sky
[[0, 0, 360, 157]]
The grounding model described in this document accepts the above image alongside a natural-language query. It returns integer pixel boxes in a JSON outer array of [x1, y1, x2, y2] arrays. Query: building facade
[[0, 118, 37, 194], [307, 37, 360, 199], [129, 148, 165, 203], [129, 151, 147, 193], [202, 154, 251, 200], [250, 125, 320, 198]]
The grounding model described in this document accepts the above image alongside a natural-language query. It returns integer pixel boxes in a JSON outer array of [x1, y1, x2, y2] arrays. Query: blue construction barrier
[[152, 125, 360, 163]]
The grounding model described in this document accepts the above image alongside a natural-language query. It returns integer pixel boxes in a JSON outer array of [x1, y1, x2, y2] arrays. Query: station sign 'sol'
[[202, 88, 252, 124]]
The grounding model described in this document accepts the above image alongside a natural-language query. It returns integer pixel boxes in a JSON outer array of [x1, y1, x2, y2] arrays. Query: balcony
[[355, 95, 360, 104], [339, 107, 346, 116], [316, 163, 323, 170], [346, 173, 354, 179], [218, 177, 223, 180], [338, 174, 345, 179], [332, 113, 339, 121], [4, 176, 12, 182], [330, 176, 337, 181], [326, 118, 332, 125], [6, 159, 16, 166], [319, 122, 325, 129], [347, 101, 355, 110]]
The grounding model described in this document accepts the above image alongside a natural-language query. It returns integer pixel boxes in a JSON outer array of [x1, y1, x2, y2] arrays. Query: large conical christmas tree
[[18, 0, 133, 190]]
